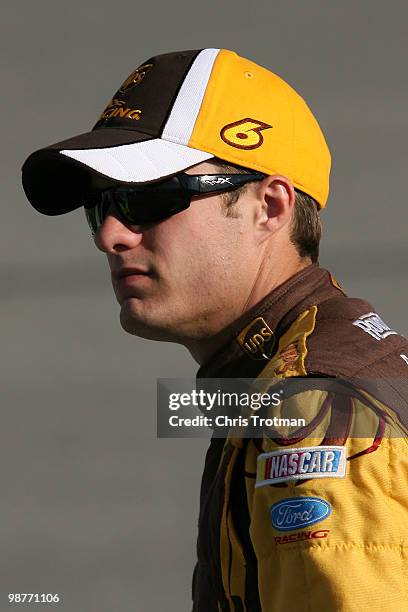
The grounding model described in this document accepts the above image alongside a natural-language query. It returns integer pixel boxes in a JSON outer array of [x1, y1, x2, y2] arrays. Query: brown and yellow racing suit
[[192, 264, 408, 611]]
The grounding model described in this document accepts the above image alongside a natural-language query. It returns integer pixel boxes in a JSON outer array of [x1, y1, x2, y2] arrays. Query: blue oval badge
[[270, 497, 331, 532]]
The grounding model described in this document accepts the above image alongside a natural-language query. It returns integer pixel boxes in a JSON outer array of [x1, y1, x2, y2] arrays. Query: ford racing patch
[[270, 497, 331, 531], [256, 445, 347, 487]]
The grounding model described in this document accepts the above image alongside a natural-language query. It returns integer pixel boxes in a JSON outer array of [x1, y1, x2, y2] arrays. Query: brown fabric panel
[[193, 437, 233, 611], [197, 265, 344, 379], [304, 296, 408, 425], [93, 50, 201, 134], [28, 127, 153, 153], [305, 295, 408, 377], [229, 440, 262, 611]]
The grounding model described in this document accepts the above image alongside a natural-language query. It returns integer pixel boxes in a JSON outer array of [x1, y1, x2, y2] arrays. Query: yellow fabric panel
[[189, 50, 331, 207], [257, 546, 408, 612], [227, 307, 318, 448], [256, 388, 382, 451], [256, 306, 317, 382], [245, 390, 408, 610]]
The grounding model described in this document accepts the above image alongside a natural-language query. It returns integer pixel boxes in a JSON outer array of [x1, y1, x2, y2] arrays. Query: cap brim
[[22, 128, 213, 215]]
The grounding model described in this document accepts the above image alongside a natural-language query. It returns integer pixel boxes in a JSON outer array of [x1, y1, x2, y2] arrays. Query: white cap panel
[[60, 138, 213, 182]]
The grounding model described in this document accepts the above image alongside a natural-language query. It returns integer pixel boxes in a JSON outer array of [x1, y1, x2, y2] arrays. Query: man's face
[[94, 161, 261, 344]]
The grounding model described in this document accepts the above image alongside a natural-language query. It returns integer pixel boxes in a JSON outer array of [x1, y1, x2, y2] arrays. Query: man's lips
[[112, 267, 151, 281]]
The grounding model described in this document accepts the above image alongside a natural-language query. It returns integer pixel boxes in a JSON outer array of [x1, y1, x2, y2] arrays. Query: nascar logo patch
[[256, 446, 347, 487]]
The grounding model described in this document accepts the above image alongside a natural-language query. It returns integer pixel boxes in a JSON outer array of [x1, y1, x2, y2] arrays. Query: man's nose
[[94, 210, 144, 253]]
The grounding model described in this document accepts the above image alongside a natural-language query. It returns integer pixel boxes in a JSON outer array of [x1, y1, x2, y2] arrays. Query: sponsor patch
[[236, 316, 275, 360], [270, 497, 331, 532], [256, 446, 346, 486], [353, 312, 397, 341], [275, 529, 330, 544], [119, 63, 153, 93]]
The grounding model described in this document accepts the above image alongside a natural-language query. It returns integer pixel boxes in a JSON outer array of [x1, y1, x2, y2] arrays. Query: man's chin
[[119, 302, 175, 342]]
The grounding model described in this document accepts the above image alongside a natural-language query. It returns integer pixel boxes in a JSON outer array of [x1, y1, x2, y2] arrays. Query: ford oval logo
[[270, 497, 331, 532]]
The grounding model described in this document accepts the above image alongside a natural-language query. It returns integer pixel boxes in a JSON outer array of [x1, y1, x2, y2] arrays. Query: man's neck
[[186, 257, 313, 366]]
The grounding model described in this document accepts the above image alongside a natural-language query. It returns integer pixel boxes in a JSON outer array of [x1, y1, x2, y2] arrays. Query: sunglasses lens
[[84, 194, 109, 236], [114, 178, 189, 224], [83, 176, 190, 235]]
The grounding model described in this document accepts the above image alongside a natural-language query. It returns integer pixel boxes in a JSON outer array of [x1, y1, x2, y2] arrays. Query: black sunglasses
[[84, 171, 265, 236]]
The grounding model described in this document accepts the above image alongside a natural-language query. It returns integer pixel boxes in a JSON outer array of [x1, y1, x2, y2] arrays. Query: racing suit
[[191, 264, 408, 611]]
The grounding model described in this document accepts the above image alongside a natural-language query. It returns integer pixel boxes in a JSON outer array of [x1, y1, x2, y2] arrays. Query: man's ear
[[254, 175, 296, 239]]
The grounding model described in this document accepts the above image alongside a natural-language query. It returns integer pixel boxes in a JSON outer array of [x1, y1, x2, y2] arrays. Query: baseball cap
[[22, 48, 331, 214]]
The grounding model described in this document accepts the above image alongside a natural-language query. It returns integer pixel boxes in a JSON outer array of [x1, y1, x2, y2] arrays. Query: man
[[22, 49, 408, 611]]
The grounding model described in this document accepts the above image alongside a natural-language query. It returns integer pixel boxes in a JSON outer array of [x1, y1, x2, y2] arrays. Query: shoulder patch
[[352, 312, 398, 341]]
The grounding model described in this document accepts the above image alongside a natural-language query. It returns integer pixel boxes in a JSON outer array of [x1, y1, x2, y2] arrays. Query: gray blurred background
[[2, 1, 407, 610]]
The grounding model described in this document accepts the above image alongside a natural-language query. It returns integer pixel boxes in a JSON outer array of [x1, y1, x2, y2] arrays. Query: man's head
[[91, 158, 314, 350], [22, 48, 330, 359]]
